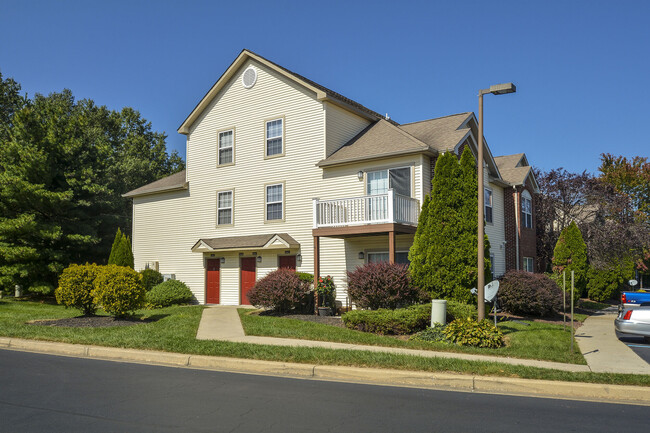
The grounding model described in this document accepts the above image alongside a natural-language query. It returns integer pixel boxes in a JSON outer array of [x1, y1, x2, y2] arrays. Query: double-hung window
[[523, 257, 534, 273], [265, 118, 283, 157], [521, 195, 533, 228], [484, 188, 493, 223], [217, 190, 233, 225], [218, 129, 234, 166], [266, 183, 283, 221]]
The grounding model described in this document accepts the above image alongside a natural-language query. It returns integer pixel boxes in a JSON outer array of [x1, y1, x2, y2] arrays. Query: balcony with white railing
[[313, 190, 420, 230]]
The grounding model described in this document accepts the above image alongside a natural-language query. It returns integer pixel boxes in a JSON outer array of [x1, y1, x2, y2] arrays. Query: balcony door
[[366, 167, 411, 221]]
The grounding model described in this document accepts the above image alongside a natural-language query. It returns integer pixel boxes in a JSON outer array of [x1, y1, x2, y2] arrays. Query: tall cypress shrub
[[112, 235, 134, 268], [107, 228, 123, 265], [552, 221, 588, 300]]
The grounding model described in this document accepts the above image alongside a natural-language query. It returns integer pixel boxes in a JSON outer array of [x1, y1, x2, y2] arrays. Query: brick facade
[[504, 184, 537, 272]]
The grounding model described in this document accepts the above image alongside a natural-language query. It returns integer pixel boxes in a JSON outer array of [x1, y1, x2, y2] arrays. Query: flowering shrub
[[247, 268, 310, 313], [499, 270, 563, 317], [443, 318, 503, 348], [346, 262, 426, 310], [316, 275, 335, 307]]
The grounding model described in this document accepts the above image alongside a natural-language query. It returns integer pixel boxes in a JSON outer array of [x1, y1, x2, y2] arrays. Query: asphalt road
[[617, 331, 650, 364], [0, 349, 646, 433]]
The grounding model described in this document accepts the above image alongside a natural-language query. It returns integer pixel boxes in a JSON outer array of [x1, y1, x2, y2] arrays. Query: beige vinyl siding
[[485, 177, 506, 278], [324, 102, 371, 158], [134, 59, 325, 304], [132, 59, 428, 305]]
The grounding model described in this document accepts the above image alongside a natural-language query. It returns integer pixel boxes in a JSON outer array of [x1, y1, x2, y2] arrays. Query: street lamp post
[[477, 83, 516, 321]]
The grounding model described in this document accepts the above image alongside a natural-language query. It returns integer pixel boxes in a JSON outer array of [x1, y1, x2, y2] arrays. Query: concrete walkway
[[196, 306, 597, 372], [575, 307, 650, 375]]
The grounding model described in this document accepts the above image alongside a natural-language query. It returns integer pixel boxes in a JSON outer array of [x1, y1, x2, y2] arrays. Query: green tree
[[0, 79, 183, 294], [108, 228, 124, 265], [599, 153, 650, 222], [409, 148, 490, 303], [552, 221, 588, 301]]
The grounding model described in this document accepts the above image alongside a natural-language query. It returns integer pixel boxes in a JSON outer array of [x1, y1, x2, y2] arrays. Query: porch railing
[[313, 190, 420, 228]]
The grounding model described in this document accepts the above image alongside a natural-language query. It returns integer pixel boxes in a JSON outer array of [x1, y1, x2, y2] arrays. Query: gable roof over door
[[177, 49, 387, 134]]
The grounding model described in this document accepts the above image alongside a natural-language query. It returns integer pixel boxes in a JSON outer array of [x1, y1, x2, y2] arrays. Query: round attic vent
[[242, 67, 257, 88]]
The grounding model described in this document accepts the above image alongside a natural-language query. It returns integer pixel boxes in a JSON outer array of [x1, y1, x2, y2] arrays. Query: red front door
[[278, 255, 297, 270], [206, 259, 220, 304], [240, 257, 256, 305]]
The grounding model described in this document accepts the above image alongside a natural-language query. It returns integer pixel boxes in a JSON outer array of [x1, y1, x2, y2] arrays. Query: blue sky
[[1, 0, 648, 174]]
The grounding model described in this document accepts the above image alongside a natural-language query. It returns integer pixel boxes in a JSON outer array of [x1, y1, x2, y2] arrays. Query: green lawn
[[239, 310, 586, 365], [1, 298, 649, 387]]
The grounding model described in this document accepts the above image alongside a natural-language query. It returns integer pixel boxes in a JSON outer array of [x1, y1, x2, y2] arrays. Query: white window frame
[[217, 128, 235, 166], [265, 183, 284, 221], [265, 117, 284, 158], [484, 187, 493, 224], [521, 194, 533, 229], [366, 166, 412, 197], [216, 190, 234, 226], [523, 256, 534, 273]]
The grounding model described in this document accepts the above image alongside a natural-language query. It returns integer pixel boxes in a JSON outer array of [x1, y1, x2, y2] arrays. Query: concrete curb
[[2, 337, 649, 406]]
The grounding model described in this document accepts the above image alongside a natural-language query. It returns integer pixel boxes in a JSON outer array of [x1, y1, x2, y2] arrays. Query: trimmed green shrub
[[342, 301, 476, 336], [587, 260, 634, 302], [247, 268, 310, 313], [146, 279, 193, 307], [443, 318, 504, 348], [342, 304, 431, 335], [296, 272, 314, 286], [140, 268, 164, 291], [92, 264, 145, 317], [410, 324, 449, 343], [346, 262, 426, 310], [499, 270, 562, 317], [55, 263, 100, 315], [552, 221, 588, 300], [446, 299, 478, 322]]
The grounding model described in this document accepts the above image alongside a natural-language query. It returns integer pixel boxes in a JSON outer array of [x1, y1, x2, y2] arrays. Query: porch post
[[388, 230, 396, 264], [313, 235, 320, 314]]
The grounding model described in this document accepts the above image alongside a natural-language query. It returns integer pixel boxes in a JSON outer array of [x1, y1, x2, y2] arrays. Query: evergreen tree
[[112, 235, 134, 268], [552, 221, 588, 301], [0, 77, 183, 294], [409, 148, 489, 303], [107, 228, 124, 265]]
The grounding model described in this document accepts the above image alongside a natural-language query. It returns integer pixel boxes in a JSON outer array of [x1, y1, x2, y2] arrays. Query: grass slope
[[1, 299, 648, 387]]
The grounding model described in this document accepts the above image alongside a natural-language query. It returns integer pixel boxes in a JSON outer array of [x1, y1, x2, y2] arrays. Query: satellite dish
[[484, 280, 499, 303], [629, 279, 638, 287]]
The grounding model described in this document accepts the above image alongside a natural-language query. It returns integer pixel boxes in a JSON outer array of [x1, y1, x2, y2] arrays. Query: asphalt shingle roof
[[122, 170, 188, 198]]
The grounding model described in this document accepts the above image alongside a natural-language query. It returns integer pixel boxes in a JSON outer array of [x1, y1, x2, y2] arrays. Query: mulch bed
[[28, 316, 151, 328]]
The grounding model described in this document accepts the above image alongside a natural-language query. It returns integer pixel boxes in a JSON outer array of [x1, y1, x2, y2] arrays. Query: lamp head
[[489, 82, 516, 95]]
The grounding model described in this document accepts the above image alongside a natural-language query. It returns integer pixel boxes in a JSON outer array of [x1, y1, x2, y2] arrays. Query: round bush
[[146, 279, 193, 307], [140, 268, 164, 291], [56, 263, 100, 315], [92, 265, 145, 317], [443, 318, 504, 348], [346, 262, 426, 310], [247, 269, 310, 313], [499, 270, 563, 317]]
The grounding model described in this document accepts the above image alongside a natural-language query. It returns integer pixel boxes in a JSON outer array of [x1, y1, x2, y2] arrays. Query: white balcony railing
[[313, 190, 420, 229]]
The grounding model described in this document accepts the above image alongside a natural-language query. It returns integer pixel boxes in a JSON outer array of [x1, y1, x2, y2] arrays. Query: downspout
[[513, 186, 520, 270]]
